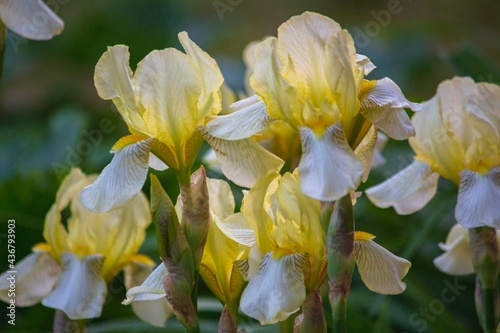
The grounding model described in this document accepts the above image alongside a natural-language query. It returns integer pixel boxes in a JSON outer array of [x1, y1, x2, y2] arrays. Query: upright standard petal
[[240, 253, 307, 325], [81, 137, 154, 212], [135, 48, 200, 151], [178, 32, 224, 118], [124, 258, 171, 327], [298, 124, 364, 201], [433, 224, 474, 275], [455, 166, 500, 229], [94, 45, 148, 133], [205, 95, 273, 140], [354, 126, 378, 182], [0, 250, 60, 306], [360, 78, 421, 140], [354, 233, 411, 295], [0, 0, 64, 40], [42, 253, 107, 319], [365, 160, 439, 215], [200, 127, 284, 188]]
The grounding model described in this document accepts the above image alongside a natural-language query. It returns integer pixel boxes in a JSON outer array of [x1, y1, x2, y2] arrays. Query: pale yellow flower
[[82, 32, 283, 212], [367, 77, 500, 228], [216, 171, 410, 324], [0, 168, 163, 325], [205, 12, 420, 201]]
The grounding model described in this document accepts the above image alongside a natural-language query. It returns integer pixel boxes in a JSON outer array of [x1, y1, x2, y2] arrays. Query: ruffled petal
[[205, 95, 273, 140], [80, 137, 154, 212], [455, 166, 500, 229], [298, 124, 364, 201], [355, 54, 376, 75], [240, 252, 307, 324], [365, 160, 439, 214], [124, 259, 171, 327], [123, 263, 167, 304], [360, 78, 422, 140], [433, 224, 474, 275], [0, 250, 60, 306], [178, 31, 224, 118], [200, 127, 284, 188], [42, 253, 107, 319], [94, 45, 148, 133], [214, 212, 256, 247], [207, 178, 235, 220], [354, 237, 411, 295], [0, 0, 64, 40]]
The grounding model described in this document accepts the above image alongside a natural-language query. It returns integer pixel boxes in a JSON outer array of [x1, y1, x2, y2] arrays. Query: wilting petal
[[455, 166, 500, 229], [0, 250, 60, 306], [123, 263, 167, 304], [205, 95, 273, 140], [201, 127, 284, 188], [360, 78, 422, 140], [94, 45, 148, 133], [298, 124, 364, 201], [124, 258, 171, 327], [240, 253, 307, 324], [0, 0, 64, 40], [42, 253, 107, 319], [354, 237, 411, 295], [365, 160, 439, 214], [81, 137, 154, 212], [433, 224, 474, 275]]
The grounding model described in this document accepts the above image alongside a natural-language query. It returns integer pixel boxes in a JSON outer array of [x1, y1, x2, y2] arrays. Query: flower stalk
[[469, 227, 500, 333], [298, 289, 327, 333], [327, 194, 355, 333]]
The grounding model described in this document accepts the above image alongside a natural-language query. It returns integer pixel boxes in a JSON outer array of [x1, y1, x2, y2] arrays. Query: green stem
[[53, 310, 86, 333], [469, 227, 500, 333], [327, 194, 355, 333], [279, 313, 296, 333]]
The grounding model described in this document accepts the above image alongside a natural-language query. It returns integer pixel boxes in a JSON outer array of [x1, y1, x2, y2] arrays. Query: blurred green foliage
[[1, 0, 499, 332]]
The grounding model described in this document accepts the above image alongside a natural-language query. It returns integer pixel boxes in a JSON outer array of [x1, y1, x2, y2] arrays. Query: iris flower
[[81, 32, 283, 213], [216, 171, 411, 324], [366, 77, 500, 229], [0, 168, 162, 325], [205, 11, 421, 201], [0, 0, 64, 40]]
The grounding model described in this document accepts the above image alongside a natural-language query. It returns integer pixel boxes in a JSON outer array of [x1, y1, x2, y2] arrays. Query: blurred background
[[1, 0, 499, 332]]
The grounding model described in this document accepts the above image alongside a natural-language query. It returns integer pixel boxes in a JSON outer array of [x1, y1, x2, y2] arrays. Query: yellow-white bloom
[[82, 32, 283, 213], [205, 12, 421, 201], [0, 0, 64, 40], [0, 168, 160, 324], [366, 77, 500, 228], [216, 171, 410, 324], [434, 224, 500, 275]]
